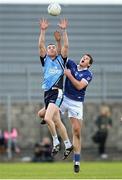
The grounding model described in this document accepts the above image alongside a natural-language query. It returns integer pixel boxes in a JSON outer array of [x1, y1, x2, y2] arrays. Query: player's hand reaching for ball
[[58, 18, 68, 30], [40, 18, 49, 30]]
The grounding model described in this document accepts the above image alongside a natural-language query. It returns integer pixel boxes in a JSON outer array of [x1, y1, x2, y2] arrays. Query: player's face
[[79, 55, 91, 68], [47, 44, 57, 58]]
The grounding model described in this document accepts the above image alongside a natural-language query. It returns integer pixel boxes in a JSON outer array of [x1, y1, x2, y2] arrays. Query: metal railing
[[0, 66, 122, 104]]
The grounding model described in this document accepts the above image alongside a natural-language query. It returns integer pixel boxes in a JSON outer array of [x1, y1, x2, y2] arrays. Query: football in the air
[[47, 3, 61, 16]]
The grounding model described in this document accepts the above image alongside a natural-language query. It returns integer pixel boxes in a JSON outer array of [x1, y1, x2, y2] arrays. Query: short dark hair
[[47, 43, 56, 47], [86, 54, 93, 65]]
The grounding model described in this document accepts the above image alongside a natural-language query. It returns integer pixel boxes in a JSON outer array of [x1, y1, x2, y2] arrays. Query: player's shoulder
[[67, 58, 76, 65], [86, 69, 93, 77], [67, 58, 75, 62]]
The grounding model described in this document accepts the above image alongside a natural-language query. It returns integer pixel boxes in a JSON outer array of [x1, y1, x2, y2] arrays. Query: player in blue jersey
[[60, 54, 93, 173], [38, 18, 73, 159]]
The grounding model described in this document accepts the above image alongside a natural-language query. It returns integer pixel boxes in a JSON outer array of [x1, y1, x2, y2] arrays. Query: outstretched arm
[[58, 18, 68, 58], [39, 18, 49, 57], [64, 69, 88, 90], [54, 31, 62, 55]]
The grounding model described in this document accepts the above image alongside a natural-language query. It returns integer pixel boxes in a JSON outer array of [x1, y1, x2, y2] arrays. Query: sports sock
[[52, 135, 60, 147], [73, 154, 80, 165], [64, 139, 72, 149]]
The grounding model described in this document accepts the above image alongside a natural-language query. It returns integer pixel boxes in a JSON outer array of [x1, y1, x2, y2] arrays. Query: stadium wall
[[0, 103, 122, 150]]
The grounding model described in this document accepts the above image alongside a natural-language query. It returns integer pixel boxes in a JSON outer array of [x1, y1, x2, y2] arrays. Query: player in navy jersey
[[60, 54, 93, 173], [38, 18, 73, 159]]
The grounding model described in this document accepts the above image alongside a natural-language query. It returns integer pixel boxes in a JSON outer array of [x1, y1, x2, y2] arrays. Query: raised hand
[[54, 31, 61, 42], [58, 18, 68, 30], [40, 18, 49, 30]]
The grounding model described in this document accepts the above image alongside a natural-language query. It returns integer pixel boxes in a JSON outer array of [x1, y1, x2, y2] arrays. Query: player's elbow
[[39, 43, 43, 49], [39, 40, 45, 48], [64, 44, 69, 49]]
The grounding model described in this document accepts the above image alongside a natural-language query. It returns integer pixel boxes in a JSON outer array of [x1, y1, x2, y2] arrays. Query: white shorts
[[60, 95, 83, 120]]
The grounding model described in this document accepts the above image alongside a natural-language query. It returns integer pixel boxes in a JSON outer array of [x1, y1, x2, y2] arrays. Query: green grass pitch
[[0, 162, 122, 179]]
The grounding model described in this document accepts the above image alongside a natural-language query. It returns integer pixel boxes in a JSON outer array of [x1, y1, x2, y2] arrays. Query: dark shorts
[[44, 89, 63, 109]]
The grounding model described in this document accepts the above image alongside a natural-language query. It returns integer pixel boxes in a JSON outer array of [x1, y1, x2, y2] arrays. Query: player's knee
[[73, 127, 81, 138], [38, 111, 43, 118]]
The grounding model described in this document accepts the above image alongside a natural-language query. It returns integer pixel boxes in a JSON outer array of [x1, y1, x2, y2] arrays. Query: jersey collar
[[77, 65, 88, 71]]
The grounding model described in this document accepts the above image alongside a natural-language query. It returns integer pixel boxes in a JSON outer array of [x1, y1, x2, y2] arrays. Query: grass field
[[0, 162, 122, 179]]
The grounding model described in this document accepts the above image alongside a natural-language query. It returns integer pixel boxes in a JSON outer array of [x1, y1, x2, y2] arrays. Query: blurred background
[[0, 2, 122, 162]]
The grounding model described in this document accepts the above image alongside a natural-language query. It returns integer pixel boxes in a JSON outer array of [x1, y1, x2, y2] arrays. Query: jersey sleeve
[[40, 56, 46, 67], [82, 71, 93, 84]]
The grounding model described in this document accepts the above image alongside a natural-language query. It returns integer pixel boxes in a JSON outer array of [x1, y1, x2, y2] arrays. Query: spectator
[[32, 142, 44, 162], [32, 137, 53, 162], [42, 137, 53, 162], [4, 128, 20, 154], [93, 105, 112, 159]]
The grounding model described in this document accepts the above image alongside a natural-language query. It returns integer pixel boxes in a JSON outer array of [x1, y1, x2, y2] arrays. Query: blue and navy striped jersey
[[64, 59, 93, 102]]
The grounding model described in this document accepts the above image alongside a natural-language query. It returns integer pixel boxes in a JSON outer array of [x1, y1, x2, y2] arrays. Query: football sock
[[73, 153, 80, 165], [52, 135, 60, 147], [64, 139, 72, 149]]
